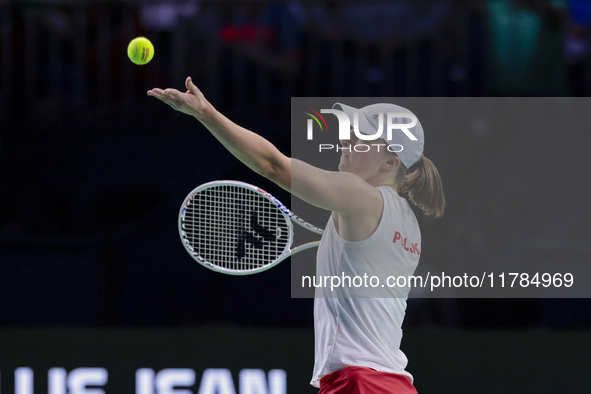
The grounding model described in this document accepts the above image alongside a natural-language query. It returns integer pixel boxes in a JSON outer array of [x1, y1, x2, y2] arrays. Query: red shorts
[[319, 367, 418, 394]]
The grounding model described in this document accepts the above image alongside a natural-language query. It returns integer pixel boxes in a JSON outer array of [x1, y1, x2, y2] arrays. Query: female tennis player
[[148, 77, 445, 394]]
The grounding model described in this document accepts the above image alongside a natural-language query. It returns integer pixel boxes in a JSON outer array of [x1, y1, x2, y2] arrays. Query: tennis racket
[[179, 180, 324, 275]]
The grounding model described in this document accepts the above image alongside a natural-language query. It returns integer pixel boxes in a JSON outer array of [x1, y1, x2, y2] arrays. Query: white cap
[[332, 102, 424, 168]]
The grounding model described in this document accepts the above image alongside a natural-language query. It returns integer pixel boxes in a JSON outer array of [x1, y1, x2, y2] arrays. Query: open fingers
[[153, 88, 180, 101], [147, 80, 201, 116], [148, 88, 180, 107]]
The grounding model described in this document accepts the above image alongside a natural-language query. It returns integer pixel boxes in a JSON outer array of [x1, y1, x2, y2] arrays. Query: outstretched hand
[[147, 77, 211, 118]]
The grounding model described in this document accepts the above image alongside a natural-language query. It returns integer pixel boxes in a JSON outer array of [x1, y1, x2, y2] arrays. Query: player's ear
[[383, 154, 400, 171]]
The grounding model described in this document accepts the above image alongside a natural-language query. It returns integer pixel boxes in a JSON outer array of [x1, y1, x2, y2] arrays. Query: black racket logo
[[236, 210, 278, 260]]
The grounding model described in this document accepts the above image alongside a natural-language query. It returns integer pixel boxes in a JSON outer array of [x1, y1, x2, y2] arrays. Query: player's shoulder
[[378, 187, 420, 226]]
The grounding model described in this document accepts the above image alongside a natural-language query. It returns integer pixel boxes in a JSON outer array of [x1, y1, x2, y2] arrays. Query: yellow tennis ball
[[127, 37, 154, 65]]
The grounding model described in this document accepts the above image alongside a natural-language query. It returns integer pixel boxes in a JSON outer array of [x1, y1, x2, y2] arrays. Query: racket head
[[179, 180, 294, 275]]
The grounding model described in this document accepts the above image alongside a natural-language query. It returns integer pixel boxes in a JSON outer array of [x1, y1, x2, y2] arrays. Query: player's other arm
[[147, 77, 379, 215], [148, 77, 287, 182], [185, 107, 376, 215]]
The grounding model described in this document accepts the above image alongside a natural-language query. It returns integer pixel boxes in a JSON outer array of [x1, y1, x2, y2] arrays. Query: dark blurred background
[[1, 0, 591, 393]]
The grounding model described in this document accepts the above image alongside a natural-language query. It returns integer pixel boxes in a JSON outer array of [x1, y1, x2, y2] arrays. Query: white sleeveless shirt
[[311, 187, 421, 388]]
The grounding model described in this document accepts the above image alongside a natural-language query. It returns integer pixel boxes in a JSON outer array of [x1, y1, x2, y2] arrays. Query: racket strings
[[183, 184, 290, 271]]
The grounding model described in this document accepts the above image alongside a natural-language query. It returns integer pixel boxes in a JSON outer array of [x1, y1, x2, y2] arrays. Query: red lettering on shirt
[[393, 231, 419, 255]]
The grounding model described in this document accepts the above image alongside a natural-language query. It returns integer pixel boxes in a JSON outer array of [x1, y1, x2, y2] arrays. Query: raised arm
[[148, 77, 291, 188], [147, 77, 381, 217]]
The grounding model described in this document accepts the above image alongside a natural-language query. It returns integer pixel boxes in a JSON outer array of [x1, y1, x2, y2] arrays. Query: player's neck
[[367, 174, 397, 191]]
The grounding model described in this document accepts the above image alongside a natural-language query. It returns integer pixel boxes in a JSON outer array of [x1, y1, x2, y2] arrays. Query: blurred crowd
[[1, 0, 591, 328]]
